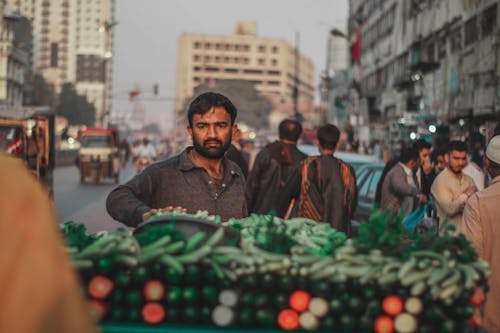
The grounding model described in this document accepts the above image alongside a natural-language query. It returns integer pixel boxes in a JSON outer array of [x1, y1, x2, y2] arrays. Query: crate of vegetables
[[61, 210, 490, 333]]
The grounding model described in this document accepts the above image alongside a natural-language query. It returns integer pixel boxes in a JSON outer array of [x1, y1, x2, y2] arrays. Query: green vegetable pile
[[60, 211, 490, 332]]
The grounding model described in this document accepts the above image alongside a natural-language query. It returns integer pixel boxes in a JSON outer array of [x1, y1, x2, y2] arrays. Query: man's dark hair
[[317, 124, 340, 150], [431, 147, 447, 163], [187, 92, 237, 127], [413, 139, 431, 152], [399, 145, 419, 164], [447, 140, 468, 153], [278, 119, 302, 142]]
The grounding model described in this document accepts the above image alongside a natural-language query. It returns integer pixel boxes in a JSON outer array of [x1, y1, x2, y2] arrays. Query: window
[[224, 68, 238, 73], [481, 4, 497, 37], [243, 44, 250, 51], [193, 55, 200, 61], [272, 46, 279, 53], [450, 28, 462, 52], [465, 17, 477, 46], [194, 42, 200, 49], [258, 58, 265, 65], [268, 70, 281, 75], [243, 69, 263, 74], [268, 81, 280, 85], [215, 43, 221, 50], [50, 43, 58, 67], [233, 57, 239, 64], [271, 59, 278, 66], [205, 67, 219, 72], [204, 42, 211, 49], [193, 66, 201, 71], [258, 45, 265, 52]]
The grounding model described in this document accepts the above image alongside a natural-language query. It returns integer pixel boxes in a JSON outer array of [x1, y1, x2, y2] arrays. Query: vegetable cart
[[62, 211, 489, 333]]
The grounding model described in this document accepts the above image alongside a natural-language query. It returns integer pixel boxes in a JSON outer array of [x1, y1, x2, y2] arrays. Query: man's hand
[[142, 209, 159, 222], [142, 206, 188, 222], [159, 206, 188, 214], [416, 194, 428, 204], [465, 185, 478, 198], [422, 159, 434, 175]]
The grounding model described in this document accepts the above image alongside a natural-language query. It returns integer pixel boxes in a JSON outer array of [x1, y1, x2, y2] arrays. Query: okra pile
[[61, 211, 490, 333]]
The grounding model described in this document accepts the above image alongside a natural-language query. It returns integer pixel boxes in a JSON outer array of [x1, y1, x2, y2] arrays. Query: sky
[[111, 0, 349, 134]]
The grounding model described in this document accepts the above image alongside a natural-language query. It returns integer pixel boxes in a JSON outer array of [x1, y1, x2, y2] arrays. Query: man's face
[[448, 150, 468, 174], [436, 154, 447, 171], [419, 148, 430, 167], [188, 106, 234, 159]]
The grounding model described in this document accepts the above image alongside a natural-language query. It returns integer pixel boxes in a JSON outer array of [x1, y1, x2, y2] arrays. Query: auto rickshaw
[[0, 106, 56, 196], [77, 128, 120, 184]]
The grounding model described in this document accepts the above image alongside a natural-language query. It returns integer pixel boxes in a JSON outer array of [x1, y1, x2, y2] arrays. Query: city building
[[348, 0, 500, 144], [175, 21, 316, 114], [6, 0, 116, 127], [320, 28, 350, 126], [0, 3, 29, 108]]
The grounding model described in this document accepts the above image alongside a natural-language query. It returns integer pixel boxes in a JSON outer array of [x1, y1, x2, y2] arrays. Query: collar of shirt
[[399, 162, 415, 186], [178, 147, 242, 178]]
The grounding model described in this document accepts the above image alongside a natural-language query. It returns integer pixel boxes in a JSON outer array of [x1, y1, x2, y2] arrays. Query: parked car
[[298, 144, 380, 174], [352, 163, 385, 226]]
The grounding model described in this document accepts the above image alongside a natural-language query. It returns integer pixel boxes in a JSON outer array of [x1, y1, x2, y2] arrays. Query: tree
[[25, 74, 55, 106], [56, 83, 96, 126], [187, 79, 274, 128]]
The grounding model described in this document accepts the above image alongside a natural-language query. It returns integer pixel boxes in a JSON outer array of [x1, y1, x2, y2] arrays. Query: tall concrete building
[[348, 0, 499, 143], [0, 3, 29, 108], [6, 0, 116, 126], [175, 21, 315, 113]]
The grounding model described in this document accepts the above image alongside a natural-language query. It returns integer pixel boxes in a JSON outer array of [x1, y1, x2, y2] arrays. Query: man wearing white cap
[[462, 135, 500, 333]]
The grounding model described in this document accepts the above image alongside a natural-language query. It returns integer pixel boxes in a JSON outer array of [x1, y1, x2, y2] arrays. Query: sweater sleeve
[[462, 195, 484, 259]]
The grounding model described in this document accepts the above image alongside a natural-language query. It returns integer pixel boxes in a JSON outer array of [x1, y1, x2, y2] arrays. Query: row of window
[[193, 76, 281, 86], [193, 66, 282, 76], [193, 41, 280, 54], [361, 5, 396, 51], [193, 54, 279, 66]]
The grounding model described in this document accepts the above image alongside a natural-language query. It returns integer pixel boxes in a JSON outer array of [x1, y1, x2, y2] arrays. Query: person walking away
[[134, 137, 157, 173], [462, 135, 500, 333], [431, 140, 477, 233], [225, 127, 248, 178], [380, 146, 427, 218], [106, 92, 248, 227], [276, 124, 357, 235], [246, 119, 307, 214]]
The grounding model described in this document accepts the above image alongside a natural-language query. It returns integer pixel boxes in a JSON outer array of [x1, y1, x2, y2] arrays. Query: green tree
[[56, 83, 96, 126], [187, 79, 274, 128]]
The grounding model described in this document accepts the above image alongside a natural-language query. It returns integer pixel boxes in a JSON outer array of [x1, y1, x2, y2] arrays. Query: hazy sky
[[112, 0, 349, 133]]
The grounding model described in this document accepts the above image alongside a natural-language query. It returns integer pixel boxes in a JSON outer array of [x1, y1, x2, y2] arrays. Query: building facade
[[348, 0, 500, 144], [0, 3, 29, 107], [6, 0, 115, 126], [175, 21, 315, 113]]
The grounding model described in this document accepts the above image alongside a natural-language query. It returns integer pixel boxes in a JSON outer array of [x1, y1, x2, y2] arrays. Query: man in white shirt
[[134, 137, 157, 160]]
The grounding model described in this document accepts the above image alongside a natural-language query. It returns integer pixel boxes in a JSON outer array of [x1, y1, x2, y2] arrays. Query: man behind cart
[[106, 92, 248, 227]]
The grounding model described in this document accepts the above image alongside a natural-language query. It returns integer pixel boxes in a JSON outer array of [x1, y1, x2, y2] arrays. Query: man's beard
[[193, 135, 231, 159], [449, 165, 463, 174]]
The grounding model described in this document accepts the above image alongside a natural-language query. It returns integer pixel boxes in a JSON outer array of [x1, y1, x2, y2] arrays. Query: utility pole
[[293, 32, 302, 120]]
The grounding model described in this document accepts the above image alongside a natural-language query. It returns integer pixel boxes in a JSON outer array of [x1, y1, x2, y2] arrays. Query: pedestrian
[[225, 127, 248, 178], [412, 139, 436, 197], [119, 138, 130, 166], [106, 92, 248, 227], [246, 118, 307, 214], [0, 155, 98, 333], [380, 146, 427, 217], [431, 140, 477, 232], [462, 135, 500, 333], [430, 147, 448, 173], [463, 159, 487, 191], [276, 124, 357, 235]]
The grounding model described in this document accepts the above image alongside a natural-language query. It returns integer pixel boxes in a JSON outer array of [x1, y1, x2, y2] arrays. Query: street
[[54, 162, 136, 233]]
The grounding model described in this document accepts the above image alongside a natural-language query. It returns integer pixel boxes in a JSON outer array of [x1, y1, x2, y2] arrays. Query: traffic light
[[153, 84, 159, 96]]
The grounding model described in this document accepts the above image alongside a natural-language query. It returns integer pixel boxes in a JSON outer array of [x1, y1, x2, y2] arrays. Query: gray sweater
[[106, 148, 248, 227]]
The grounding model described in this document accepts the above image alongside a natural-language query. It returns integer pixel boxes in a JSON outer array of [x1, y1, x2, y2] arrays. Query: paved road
[[54, 162, 136, 233]]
